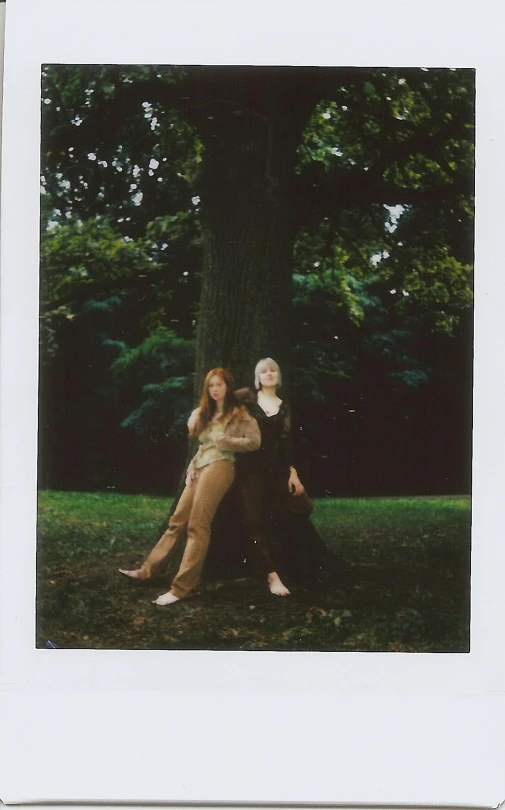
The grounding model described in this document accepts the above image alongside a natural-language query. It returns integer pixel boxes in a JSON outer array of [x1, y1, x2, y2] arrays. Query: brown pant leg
[[170, 460, 235, 599], [237, 468, 276, 578], [137, 482, 196, 579]]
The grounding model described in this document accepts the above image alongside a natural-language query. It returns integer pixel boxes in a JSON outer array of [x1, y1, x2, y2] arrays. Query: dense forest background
[[39, 65, 474, 497]]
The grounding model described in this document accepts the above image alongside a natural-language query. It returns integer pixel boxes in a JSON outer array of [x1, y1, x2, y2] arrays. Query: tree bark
[[182, 68, 312, 395], [195, 170, 296, 393]]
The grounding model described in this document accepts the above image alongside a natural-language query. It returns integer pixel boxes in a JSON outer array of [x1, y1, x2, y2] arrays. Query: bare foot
[[152, 591, 180, 606], [118, 568, 143, 579], [268, 571, 290, 596]]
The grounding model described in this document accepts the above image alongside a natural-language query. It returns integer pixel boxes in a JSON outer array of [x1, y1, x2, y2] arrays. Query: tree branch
[[42, 262, 192, 311], [296, 161, 473, 228], [373, 115, 474, 177]]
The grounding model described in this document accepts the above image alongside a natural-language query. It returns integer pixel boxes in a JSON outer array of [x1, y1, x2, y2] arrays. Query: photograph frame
[[1, 0, 504, 806]]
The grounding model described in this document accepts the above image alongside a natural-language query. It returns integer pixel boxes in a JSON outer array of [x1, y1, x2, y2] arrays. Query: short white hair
[[254, 357, 282, 390]]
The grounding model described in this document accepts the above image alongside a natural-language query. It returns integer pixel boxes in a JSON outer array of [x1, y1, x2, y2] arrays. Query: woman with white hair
[[235, 357, 342, 595]]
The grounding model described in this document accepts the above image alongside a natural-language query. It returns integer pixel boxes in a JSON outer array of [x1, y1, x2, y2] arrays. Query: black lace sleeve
[[280, 403, 294, 468]]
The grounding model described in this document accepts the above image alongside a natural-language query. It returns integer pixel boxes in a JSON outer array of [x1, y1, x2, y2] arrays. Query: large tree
[[42, 66, 473, 386], [40, 65, 474, 495]]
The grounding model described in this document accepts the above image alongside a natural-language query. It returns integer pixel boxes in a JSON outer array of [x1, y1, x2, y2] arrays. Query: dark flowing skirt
[[205, 464, 345, 588]]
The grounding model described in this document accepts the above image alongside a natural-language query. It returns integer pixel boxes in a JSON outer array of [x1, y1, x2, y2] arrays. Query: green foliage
[[394, 251, 473, 334], [111, 327, 195, 435], [120, 379, 192, 436], [40, 218, 154, 306], [111, 327, 194, 384], [299, 68, 474, 178], [295, 66, 474, 355], [41, 64, 200, 234]]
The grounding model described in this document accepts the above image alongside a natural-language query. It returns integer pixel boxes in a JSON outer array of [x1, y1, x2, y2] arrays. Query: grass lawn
[[36, 491, 471, 652]]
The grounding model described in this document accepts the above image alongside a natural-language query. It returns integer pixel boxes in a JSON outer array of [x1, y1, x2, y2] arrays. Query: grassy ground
[[37, 491, 471, 652]]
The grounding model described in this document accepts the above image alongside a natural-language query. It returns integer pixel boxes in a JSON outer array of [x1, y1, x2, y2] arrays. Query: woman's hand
[[185, 468, 197, 487], [288, 469, 305, 497]]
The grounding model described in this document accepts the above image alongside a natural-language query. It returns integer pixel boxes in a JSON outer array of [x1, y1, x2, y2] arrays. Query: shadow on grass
[[36, 493, 471, 653], [37, 549, 470, 653]]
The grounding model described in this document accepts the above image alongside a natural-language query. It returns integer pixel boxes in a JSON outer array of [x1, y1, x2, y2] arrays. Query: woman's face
[[208, 374, 227, 405], [259, 365, 279, 388]]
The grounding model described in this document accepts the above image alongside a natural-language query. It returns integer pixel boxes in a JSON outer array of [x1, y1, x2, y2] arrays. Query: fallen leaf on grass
[[305, 607, 328, 623], [221, 628, 240, 638], [281, 627, 310, 641], [305, 607, 352, 628]]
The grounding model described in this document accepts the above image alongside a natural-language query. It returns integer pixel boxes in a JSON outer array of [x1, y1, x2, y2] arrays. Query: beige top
[[192, 420, 235, 469]]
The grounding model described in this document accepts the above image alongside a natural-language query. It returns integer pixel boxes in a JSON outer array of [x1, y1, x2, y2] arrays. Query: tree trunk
[[160, 71, 323, 583], [184, 68, 309, 396], [196, 171, 295, 393]]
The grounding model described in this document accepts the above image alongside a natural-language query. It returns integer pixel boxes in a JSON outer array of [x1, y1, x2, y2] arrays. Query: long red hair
[[192, 368, 238, 437]]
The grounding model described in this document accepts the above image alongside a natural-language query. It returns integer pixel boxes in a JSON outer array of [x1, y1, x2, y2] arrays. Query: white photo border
[[1, 0, 504, 805]]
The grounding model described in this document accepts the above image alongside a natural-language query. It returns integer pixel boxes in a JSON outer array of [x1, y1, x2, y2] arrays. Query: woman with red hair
[[119, 368, 260, 605]]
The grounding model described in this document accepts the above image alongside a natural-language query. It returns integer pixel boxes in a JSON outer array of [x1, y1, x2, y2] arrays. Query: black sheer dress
[[233, 388, 344, 587]]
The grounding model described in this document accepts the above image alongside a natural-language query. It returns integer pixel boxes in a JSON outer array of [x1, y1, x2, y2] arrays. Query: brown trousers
[[138, 459, 235, 598]]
